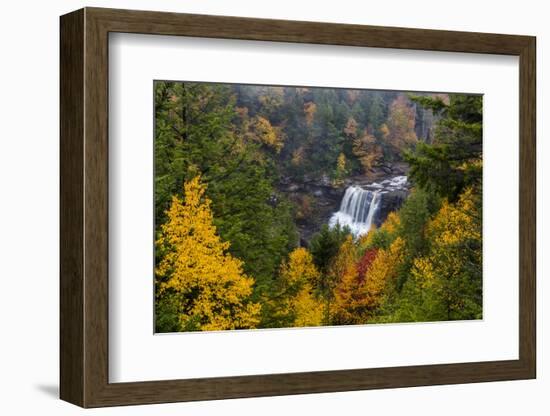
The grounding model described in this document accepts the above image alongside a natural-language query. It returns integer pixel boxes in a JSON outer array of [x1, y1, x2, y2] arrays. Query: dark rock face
[[354, 161, 408, 183], [278, 176, 345, 245], [374, 189, 408, 227]]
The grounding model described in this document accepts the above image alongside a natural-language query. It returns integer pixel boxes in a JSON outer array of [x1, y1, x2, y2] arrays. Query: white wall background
[[0, 0, 546, 414]]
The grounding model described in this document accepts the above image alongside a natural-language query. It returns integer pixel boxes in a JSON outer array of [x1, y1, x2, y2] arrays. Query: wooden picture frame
[[60, 7, 536, 408]]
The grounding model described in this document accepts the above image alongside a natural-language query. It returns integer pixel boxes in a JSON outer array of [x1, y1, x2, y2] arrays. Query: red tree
[[356, 248, 379, 283]]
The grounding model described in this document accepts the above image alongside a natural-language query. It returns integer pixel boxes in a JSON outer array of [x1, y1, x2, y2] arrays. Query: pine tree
[[309, 224, 350, 274], [405, 94, 482, 201], [154, 81, 297, 303]]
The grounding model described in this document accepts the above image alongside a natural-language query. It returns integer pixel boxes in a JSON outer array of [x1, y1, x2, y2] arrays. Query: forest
[[154, 81, 483, 332]]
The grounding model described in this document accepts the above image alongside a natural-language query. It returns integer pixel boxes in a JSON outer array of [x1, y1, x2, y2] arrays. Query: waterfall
[[329, 186, 381, 237]]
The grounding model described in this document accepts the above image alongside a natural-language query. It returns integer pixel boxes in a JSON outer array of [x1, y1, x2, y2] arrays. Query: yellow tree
[[251, 116, 284, 153], [352, 129, 384, 174], [275, 247, 324, 327], [333, 153, 348, 186], [360, 211, 400, 251], [304, 101, 317, 127], [343, 116, 358, 137], [155, 176, 261, 331], [364, 237, 406, 305], [331, 235, 362, 324], [331, 236, 405, 325], [235, 108, 284, 154], [411, 187, 482, 320]]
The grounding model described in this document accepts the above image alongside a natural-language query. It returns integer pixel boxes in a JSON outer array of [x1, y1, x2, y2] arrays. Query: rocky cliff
[[278, 163, 411, 245]]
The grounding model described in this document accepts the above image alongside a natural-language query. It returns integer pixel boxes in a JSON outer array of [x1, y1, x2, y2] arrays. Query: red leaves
[[356, 248, 379, 282]]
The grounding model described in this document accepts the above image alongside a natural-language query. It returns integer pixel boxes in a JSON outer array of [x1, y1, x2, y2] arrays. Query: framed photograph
[[60, 7, 536, 407]]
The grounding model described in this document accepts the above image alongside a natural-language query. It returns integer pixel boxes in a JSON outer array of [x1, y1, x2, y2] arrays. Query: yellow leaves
[[280, 247, 319, 286], [329, 235, 357, 285], [337, 153, 347, 172], [365, 237, 406, 296], [352, 130, 383, 173], [278, 247, 324, 327], [379, 123, 390, 140], [293, 285, 324, 327], [236, 105, 284, 153], [333, 153, 348, 186], [411, 257, 436, 288], [382, 95, 418, 154], [330, 235, 406, 324], [291, 146, 305, 166], [360, 211, 400, 249], [410, 187, 482, 316], [458, 158, 482, 172], [381, 212, 401, 235], [156, 176, 261, 331], [199, 302, 262, 332], [357, 232, 371, 248], [427, 187, 480, 246], [304, 101, 317, 127], [331, 236, 362, 324], [343, 117, 358, 137], [252, 116, 284, 152]]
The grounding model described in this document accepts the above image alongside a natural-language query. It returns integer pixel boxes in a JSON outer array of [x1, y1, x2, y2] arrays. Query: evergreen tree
[[154, 81, 297, 302], [309, 224, 351, 274], [405, 94, 482, 201], [154, 81, 484, 331]]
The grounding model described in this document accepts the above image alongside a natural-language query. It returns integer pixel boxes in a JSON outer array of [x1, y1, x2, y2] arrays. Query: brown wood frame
[[60, 7, 536, 408]]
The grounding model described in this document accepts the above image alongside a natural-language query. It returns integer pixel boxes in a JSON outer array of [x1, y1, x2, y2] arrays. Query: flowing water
[[329, 176, 407, 237], [329, 187, 381, 236]]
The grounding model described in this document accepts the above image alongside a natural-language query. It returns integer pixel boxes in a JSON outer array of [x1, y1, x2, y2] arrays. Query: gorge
[[329, 175, 408, 237], [281, 168, 410, 245]]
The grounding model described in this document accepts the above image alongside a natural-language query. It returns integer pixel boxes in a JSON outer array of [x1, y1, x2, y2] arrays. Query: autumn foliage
[[357, 248, 379, 281], [411, 188, 482, 319], [352, 130, 384, 173], [381, 95, 418, 154], [154, 81, 482, 331], [155, 176, 261, 331], [275, 247, 324, 327]]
